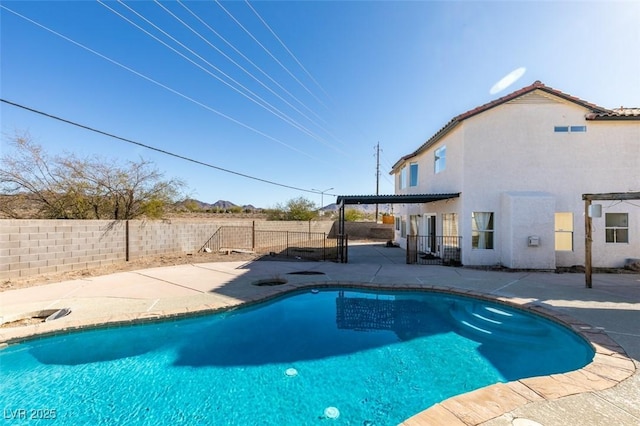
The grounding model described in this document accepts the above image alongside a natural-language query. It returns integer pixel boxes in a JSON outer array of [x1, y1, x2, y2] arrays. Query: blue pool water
[[1, 288, 593, 425]]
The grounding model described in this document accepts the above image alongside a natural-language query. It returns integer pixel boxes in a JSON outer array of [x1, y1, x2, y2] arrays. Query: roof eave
[[390, 120, 460, 173], [585, 115, 640, 121], [336, 193, 461, 205], [391, 81, 614, 174]]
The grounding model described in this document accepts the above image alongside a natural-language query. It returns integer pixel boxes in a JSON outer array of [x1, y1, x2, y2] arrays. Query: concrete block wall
[[200, 221, 336, 252], [127, 219, 223, 259], [256, 220, 334, 233], [0, 219, 338, 281], [328, 221, 394, 241], [1, 219, 126, 281]]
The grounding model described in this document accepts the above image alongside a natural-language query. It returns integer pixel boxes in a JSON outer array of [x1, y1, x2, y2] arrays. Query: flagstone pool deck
[[1, 242, 639, 425]]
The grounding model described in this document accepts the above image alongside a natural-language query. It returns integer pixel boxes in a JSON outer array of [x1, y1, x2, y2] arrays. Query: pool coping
[[1, 281, 636, 426]]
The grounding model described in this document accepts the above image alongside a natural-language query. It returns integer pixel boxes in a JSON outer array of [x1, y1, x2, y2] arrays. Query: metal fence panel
[[200, 226, 338, 261], [406, 235, 462, 265]]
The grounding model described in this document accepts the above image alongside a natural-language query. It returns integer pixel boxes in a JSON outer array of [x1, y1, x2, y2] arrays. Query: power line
[[177, 0, 330, 130], [245, 1, 369, 152], [240, 0, 349, 153], [240, 2, 362, 153], [0, 3, 364, 183], [0, 3, 319, 161], [214, 0, 329, 110], [120, 1, 349, 157], [147, 0, 331, 143], [169, 0, 334, 138], [101, 0, 337, 152], [245, 0, 332, 102], [155, 1, 346, 155], [1, 98, 321, 194]]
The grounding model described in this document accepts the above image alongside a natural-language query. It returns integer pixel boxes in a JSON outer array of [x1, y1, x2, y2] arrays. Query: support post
[[252, 220, 255, 250], [584, 198, 592, 288], [125, 220, 130, 262], [375, 142, 380, 222], [338, 200, 346, 263]]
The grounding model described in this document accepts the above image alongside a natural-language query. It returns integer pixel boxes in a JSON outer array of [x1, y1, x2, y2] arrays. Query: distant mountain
[[176, 198, 259, 211], [211, 200, 237, 209], [321, 203, 392, 214], [320, 203, 338, 212], [214, 200, 258, 211], [176, 199, 390, 214]]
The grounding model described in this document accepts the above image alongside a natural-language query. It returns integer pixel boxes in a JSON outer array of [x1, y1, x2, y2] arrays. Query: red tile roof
[[586, 107, 640, 120], [456, 80, 609, 120], [392, 81, 638, 172]]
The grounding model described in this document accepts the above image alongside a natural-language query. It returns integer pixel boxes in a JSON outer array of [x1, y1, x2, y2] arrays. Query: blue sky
[[1, 1, 639, 208]]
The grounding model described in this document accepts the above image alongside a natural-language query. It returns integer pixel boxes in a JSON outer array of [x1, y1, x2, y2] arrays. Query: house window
[[409, 214, 420, 235], [442, 213, 459, 248], [555, 212, 573, 251], [605, 213, 628, 243], [442, 213, 458, 237], [554, 125, 586, 133], [401, 217, 407, 238], [409, 162, 418, 187], [472, 212, 494, 249], [434, 146, 446, 173], [395, 216, 400, 231], [398, 167, 406, 189]]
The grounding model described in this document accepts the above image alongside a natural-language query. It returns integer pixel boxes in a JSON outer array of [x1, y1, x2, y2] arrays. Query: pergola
[[334, 193, 460, 262], [582, 192, 640, 288]]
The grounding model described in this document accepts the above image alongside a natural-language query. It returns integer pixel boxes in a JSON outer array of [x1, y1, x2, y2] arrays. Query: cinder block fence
[[1, 219, 392, 281]]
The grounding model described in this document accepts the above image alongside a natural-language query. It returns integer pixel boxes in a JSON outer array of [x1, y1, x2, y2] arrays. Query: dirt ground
[[1, 251, 261, 292]]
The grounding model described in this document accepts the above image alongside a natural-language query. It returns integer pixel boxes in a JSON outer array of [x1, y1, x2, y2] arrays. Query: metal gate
[[406, 235, 462, 265]]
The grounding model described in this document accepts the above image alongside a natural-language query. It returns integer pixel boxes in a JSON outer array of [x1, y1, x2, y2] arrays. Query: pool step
[[450, 302, 550, 346]]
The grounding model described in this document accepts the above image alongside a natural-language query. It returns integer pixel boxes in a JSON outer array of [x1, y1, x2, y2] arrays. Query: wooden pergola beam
[[582, 192, 640, 201]]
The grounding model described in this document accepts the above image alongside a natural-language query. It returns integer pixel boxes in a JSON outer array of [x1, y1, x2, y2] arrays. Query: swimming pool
[[1, 288, 594, 425]]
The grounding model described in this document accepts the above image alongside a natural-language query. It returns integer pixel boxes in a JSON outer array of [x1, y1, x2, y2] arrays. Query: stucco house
[[390, 81, 639, 269]]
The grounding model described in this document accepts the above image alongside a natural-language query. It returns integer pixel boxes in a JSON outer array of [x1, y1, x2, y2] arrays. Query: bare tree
[[0, 132, 185, 219]]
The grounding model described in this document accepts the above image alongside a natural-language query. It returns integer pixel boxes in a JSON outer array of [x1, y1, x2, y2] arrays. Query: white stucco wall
[[395, 125, 465, 196], [589, 202, 639, 268], [392, 198, 462, 251], [393, 89, 640, 269], [460, 94, 639, 267], [500, 192, 556, 269]]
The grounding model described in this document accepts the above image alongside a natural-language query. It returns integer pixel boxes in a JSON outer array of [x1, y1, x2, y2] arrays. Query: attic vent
[[508, 92, 560, 104]]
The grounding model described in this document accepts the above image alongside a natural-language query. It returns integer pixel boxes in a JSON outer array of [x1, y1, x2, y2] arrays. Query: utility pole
[[312, 187, 334, 216], [375, 142, 380, 222]]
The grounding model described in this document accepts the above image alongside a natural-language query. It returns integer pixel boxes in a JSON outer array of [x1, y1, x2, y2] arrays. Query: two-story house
[[390, 81, 639, 269]]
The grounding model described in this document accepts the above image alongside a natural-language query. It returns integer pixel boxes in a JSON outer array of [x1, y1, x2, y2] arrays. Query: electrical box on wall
[[528, 236, 540, 247]]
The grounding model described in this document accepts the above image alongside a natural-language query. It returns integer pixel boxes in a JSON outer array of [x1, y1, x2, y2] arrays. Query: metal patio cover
[[333, 193, 460, 263], [335, 193, 460, 206]]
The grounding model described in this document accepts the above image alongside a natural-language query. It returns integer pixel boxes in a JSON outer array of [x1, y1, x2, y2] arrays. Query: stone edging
[[1, 281, 636, 426]]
